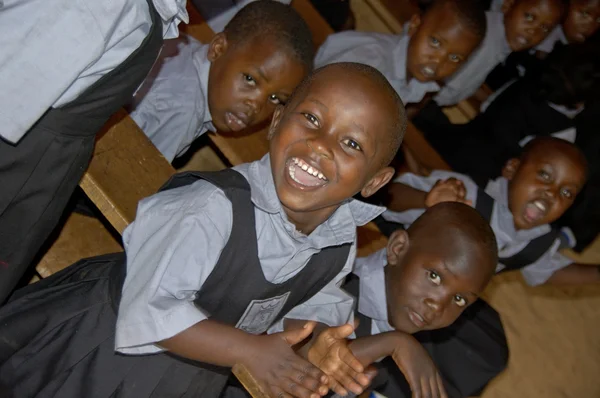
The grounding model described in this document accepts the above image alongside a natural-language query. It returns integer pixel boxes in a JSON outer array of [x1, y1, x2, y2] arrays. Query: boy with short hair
[[434, 0, 565, 106], [525, 0, 600, 52], [384, 137, 595, 286], [307, 202, 500, 398], [0, 63, 405, 398], [313, 0, 487, 105], [0, 0, 187, 303], [352, 137, 594, 397], [130, 0, 313, 162]]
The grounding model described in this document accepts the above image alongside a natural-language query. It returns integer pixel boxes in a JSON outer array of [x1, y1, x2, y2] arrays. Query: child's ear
[[267, 105, 285, 140], [387, 229, 409, 267], [207, 32, 228, 62], [361, 167, 395, 198], [407, 14, 422, 36], [502, 158, 520, 180], [502, 0, 516, 14]]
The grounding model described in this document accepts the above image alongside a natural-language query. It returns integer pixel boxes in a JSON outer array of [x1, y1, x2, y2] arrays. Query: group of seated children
[[0, 0, 599, 398]]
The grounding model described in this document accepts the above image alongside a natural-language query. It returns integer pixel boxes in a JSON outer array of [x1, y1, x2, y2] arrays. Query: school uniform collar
[[152, 0, 189, 39], [238, 155, 385, 246], [393, 33, 440, 98], [194, 44, 214, 127], [354, 250, 395, 332], [484, 177, 552, 242], [548, 102, 585, 119]]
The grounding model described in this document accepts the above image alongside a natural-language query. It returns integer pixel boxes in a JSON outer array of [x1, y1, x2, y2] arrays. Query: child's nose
[[307, 136, 334, 160]]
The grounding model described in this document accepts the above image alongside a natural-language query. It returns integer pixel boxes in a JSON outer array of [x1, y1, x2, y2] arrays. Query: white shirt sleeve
[[382, 171, 478, 225], [129, 39, 209, 162], [519, 234, 574, 286], [0, 0, 106, 143], [115, 182, 232, 354], [267, 243, 357, 333]]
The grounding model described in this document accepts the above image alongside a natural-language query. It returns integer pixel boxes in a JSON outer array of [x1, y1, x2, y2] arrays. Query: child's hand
[[425, 178, 472, 208], [241, 322, 329, 398], [391, 333, 447, 398], [307, 323, 371, 396]]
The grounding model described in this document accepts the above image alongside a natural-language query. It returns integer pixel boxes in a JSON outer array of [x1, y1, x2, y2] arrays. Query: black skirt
[[0, 253, 228, 398]]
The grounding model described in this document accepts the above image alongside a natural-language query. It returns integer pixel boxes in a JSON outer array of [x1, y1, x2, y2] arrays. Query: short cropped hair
[[521, 136, 589, 177], [426, 0, 487, 39], [223, 0, 315, 71], [531, 41, 600, 108], [285, 62, 406, 168], [409, 202, 499, 273]]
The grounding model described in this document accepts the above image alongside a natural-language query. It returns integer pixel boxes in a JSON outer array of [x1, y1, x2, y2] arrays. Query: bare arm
[[158, 319, 256, 367], [545, 263, 600, 286], [347, 332, 408, 367], [386, 182, 428, 213]]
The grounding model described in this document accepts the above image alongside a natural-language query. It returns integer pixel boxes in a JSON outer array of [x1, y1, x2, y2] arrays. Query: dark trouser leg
[[377, 300, 508, 398]]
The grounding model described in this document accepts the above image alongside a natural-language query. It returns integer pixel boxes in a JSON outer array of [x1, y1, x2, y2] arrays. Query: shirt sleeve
[[115, 182, 232, 354], [519, 235, 574, 286], [0, 0, 105, 142], [382, 171, 478, 225], [129, 45, 207, 162], [267, 243, 357, 333]]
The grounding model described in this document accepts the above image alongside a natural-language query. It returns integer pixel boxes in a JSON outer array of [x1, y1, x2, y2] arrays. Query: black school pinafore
[[0, 169, 351, 398], [0, 0, 164, 303]]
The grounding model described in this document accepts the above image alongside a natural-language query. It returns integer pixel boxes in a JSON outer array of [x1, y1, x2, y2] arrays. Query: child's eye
[[541, 25, 550, 33], [302, 113, 320, 127], [429, 37, 441, 48], [538, 170, 551, 181], [428, 270, 441, 285], [561, 188, 573, 199], [525, 12, 534, 22], [454, 295, 467, 307], [243, 74, 256, 86], [269, 94, 282, 105], [449, 54, 461, 63], [582, 10, 590, 18], [342, 138, 362, 151]]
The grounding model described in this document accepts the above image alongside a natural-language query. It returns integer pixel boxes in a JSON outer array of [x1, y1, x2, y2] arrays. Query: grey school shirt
[[115, 154, 385, 354], [314, 31, 440, 105], [130, 35, 214, 162], [380, 171, 574, 286], [434, 12, 512, 106]]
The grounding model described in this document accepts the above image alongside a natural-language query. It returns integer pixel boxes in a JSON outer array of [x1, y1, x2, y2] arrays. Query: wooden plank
[[351, 0, 407, 34], [232, 364, 271, 398], [79, 109, 175, 234], [35, 213, 122, 278]]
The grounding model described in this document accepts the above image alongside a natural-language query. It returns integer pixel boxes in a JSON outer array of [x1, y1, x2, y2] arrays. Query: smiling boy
[[130, 0, 313, 162], [314, 0, 487, 105], [0, 63, 406, 398]]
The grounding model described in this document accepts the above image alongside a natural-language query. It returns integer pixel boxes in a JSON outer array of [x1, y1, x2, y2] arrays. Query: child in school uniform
[[0, 0, 187, 303], [307, 202, 500, 398], [432, 0, 565, 107], [313, 0, 487, 106], [485, 0, 600, 88], [130, 1, 313, 162], [0, 63, 406, 398], [425, 41, 600, 251], [361, 137, 595, 397]]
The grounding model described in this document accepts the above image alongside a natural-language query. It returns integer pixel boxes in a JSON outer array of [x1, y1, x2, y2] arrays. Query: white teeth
[[291, 158, 328, 181], [534, 200, 546, 211]]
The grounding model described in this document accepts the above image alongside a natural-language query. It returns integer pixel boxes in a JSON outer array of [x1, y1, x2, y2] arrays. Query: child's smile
[[268, 64, 400, 234], [286, 157, 329, 189]]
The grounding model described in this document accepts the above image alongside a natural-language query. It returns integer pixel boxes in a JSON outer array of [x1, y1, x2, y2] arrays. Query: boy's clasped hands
[[240, 320, 447, 398]]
